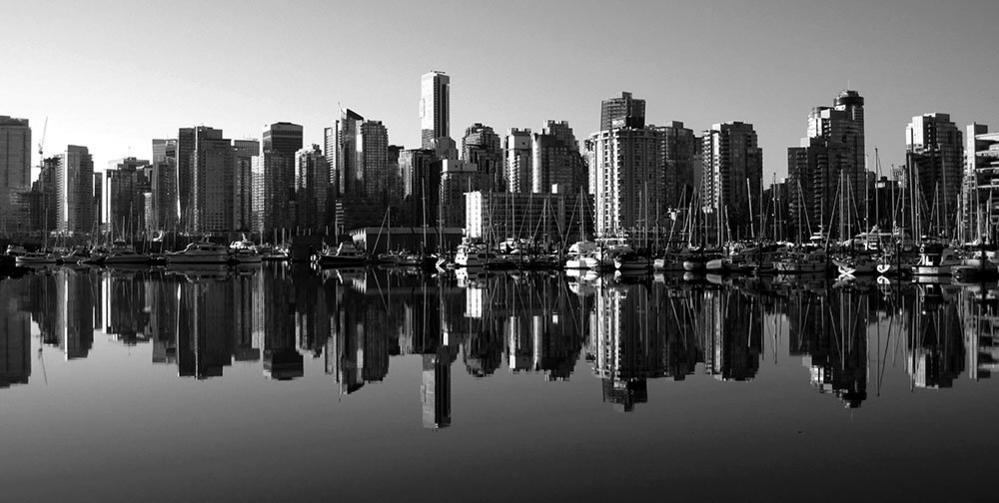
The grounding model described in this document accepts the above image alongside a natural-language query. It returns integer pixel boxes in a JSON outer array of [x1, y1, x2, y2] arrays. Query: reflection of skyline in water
[[2, 268, 999, 422]]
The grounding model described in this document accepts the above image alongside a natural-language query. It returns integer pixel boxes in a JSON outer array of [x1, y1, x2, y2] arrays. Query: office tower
[[263, 122, 303, 156], [586, 126, 664, 238], [0, 116, 31, 232], [439, 159, 479, 228], [106, 157, 151, 236], [295, 144, 330, 232], [332, 109, 364, 196], [357, 120, 390, 199], [92, 172, 104, 234], [657, 121, 701, 208], [531, 120, 586, 194], [31, 157, 59, 232], [420, 71, 450, 149], [259, 123, 302, 235], [56, 145, 95, 234], [786, 90, 866, 241], [966, 124, 999, 238], [702, 122, 762, 244], [399, 149, 440, 228], [600, 91, 646, 130], [387, 145, 402, 200], [176, 127, 196, 230], [906, 113, 963, 237], [505, 128, 532, 193], [232, 139, 258, 231], [186, 127, 235, 233], [150, 139, 178, 231], [462, 123, 504, 192]]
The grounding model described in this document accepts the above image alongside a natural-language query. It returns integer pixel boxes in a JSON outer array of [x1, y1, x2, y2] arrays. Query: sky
[[2, 0, 998, 181]]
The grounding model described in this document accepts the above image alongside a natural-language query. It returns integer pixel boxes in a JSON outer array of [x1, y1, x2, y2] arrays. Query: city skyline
[[4, 0, 998, 180]]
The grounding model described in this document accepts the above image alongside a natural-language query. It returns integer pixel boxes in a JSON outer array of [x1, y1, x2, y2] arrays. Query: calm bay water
[[1, 266, 997, 502]]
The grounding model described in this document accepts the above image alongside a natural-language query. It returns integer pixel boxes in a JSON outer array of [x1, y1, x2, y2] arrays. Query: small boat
[[257, 243, 289, 261], [4, 244, 27, 257], [15, 251, 60, 267], [614, 251, 651, 273], [954, 253, 999, 282], [229, 237, 262, 264], [834, 254, 878, 277], [455, 243, 488, 268], [318, 242, 368, 267], [166, 241, 230, 265], [774, 249, 828, 274], [104, 241, 151, 266], [564, 241, 602, 270], [61, 247, 92, 264]]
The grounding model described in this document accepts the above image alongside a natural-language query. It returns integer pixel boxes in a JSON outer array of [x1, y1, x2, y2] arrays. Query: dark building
[[600, 91, 646, 130]]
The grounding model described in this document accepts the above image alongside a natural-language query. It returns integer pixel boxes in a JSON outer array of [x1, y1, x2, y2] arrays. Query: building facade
[[106, 157, 151, 236], [906, 113, 963, 238], [587, 127, 665, 239], [462, 123, 503, 192], [420, 71, 450, 149], [0, 116, 31, 233], [465, 190, 594, 244], [531, 121, 586, 195], [600, 92, 646, 130], [505, 128, 532, 194], [56, 145, 95, 235], [702, 122, 763, 244]]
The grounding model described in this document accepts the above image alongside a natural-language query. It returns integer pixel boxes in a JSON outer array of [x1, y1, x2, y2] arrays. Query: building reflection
[[7, 266, 999, 425]]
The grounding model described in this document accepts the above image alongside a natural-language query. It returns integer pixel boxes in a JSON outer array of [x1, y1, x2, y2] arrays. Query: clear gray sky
[[2, 0, 997, 180]]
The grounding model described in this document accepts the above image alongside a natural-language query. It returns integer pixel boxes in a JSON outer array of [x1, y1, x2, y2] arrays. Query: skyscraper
[[232, 139, 259, 232], [657, 121, 701, 208], [600, 92, 646, 130], [295, 144, 330, 233], [505, 128, 532, 193], [0, 116, 31, 233], [702, 122, 763, 244], [786, 90, 866, 241], [906, 113, 963, 237], [966, 124, 999, 239], [333, 109, 364, 196], [357, 120, 390, 199], [420, 71, 450, 149], [106, 157, 151, 235], [587, 126, 664, 238], [531, 120, 586, 194], [399, 149, 439, 228], [150, 139, 178, 231], [56, 145, 95, 234], [259, 123, 302, 235], [462, 123, 503, 192]]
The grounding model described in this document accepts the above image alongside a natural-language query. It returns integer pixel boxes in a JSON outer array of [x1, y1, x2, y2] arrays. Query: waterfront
[[1, 266, 998, 501]]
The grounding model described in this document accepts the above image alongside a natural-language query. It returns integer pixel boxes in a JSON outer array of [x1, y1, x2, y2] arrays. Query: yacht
[[257, 243, 289, 261], [613, 251, 652, 273], [4, 244, 27, 257], [229, 237, 262, 264], [834, 253, 878, 277], [166, 241, 230, 265], [564, 241, 602, 270], [15, 250, 59, 267], [318, 242, 368, 267], [455, 242, 490, 269]]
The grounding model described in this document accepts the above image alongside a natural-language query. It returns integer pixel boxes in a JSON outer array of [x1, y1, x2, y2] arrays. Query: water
[[0, 266, 997, 502]]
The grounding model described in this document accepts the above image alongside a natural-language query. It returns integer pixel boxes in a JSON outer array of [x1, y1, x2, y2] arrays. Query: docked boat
[[834, 253, 878, 277], [166, 241, 230, 265], [614, 251, 651, 273], [104, 241, 151, 266], [774, 249, 828, 274], [455, 242, 490, 268], [4, 244, 27, 257], [229, 237, 262, 264], [318, 242, 368, 267], [61, 247, 92, 265], [912, 243, 959, 277], [564, 241, 605, 270], [257, 243, 289, 261], [15, 250, 59, 267], [953, 253, 999, 282]]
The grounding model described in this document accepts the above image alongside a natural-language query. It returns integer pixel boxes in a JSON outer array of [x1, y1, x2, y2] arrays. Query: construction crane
[[36, 117, 48, 168]]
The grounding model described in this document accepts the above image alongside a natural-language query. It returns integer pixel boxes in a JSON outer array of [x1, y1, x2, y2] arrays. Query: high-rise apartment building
[[295, 144, 330, 233], [190, 127, 234, 233], [56, 145, 95, 235], [332, 109, 364, 196], [786, 90, 866, 241], [906, 113, 963, 237], [399, 149, 440, 228], [600, 92, 646, 130], [657, 121, 701, 208], [462, 123, 503, 192], [966, 124, 999, 237], [232, 139, 259, 232], [106, 157, 151, 235], [420, 71, 450, 149], [531, 120, 586, 194], [587, 127, 664, 238], [701, 122, 763, 243], [0, 116, 31, 232], [357, 120, 390, 199], [505, 128, 532, 194], [150, 139, 178, 231]]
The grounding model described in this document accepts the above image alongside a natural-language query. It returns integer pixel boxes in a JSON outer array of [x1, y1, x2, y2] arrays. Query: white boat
[[455, 242, 490, 268], [614, 251, 651, 272], [4, 244, 27, 257], [104, 241, 151, 265], [911, 243, 959, 276], [564, 241, 603, 270], [318, 242, 368, 267], [166, 241, 230, 265], [228, 237, 262, 264], [15, 251, 59, 266], [834, 254, 878, 276]]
